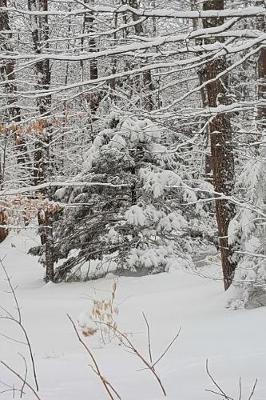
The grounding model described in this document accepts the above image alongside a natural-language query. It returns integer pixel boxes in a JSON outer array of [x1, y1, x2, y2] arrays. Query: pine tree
[[53, 115, 200, 281]]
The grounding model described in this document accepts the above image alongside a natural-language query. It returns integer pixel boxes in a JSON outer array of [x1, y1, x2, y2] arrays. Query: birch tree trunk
[[202, 0, 236, 290]]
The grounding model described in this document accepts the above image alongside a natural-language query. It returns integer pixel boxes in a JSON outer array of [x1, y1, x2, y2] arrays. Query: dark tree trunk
[[81, 0, 100, 114], [0, 209, 8, 243], [28, 0, 55, 282], [128, 0, 155, 111], [256, 0, 266, 130], [0, 0, 29, 166], [202, 0, 236, 290], [28, 0, 51, 186], [38, 210, 55, 282]]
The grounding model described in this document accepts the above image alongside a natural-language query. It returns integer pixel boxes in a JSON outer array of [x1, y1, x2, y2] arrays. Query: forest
[[0, 0, 266, 399]]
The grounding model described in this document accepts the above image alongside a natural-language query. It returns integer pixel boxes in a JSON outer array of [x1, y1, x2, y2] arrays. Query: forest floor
[[0, 231, 265, 400]]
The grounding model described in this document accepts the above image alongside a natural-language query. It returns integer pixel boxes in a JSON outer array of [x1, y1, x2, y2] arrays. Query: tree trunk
[[38, 209, 55, 282], [256, 0, 266, 130], [128, 0, 155, 111], [0, 209, 8, 243], [81, 0, 100, 114], [202, 0, 236, 290], [28, 0, 55, 282], [0, 0, 29, 166], [28, 0, 51, 186]]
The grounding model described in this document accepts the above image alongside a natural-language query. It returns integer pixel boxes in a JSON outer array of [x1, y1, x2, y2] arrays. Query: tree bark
[[256, 0, 266, 130], [0, 0, 29, 166], [81, 0, 100, 114], [28, 0, 51, 186], [128, 0, 155, 111], [202, 0, 236, 290], [38, 209, 55, 282], [28, 0, 55, 282], [0, 209, 8, 243]]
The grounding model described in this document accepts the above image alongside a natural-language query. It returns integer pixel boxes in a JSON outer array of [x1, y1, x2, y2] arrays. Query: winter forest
[[0, 0, 265, 399]]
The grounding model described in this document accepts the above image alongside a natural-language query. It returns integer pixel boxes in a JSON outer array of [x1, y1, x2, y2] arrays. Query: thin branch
[[248, 379, 258, 400], [206, 359, 233, 400], [18, 353, 28, 399], [0, 258, 21, 323], [0, 361, 41, 400], [238, 378, 242, 400], [104, 322, 168, 396], [0, 259, 39, 392], [152, 328, 181, 369], [142, 312, 153, 364], [67, 314, 121, 400]]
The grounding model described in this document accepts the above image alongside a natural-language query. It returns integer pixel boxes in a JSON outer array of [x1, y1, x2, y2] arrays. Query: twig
[[19, 354, 28, 398], [206, 360, 258, 400], [206, 389, 233, 399], [248, 379, 258, 400], [238, 377, 242, 400], [0, 361, 41, 400], [88, 364, 122, 400], [0, 258, 39, 392], [0, 259, 21, 323], [105, 322, 168, 396], [142, 312, 153, 364], [0, 380, 25, 396], [206, 359, 233, 400], [0, 330, 27, 345], [152, 328, 181, 369], [67, 314, 121, 400]]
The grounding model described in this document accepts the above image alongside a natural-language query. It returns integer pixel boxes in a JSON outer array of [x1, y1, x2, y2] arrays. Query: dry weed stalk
[[81, 281, 119, 344]]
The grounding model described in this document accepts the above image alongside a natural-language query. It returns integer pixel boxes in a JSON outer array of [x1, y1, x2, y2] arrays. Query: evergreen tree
[[53, 115, 202, 281]]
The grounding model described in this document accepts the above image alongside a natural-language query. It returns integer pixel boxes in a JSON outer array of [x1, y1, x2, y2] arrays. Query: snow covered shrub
[[52, 115, 211, 281], [228, 156, 266, 309]]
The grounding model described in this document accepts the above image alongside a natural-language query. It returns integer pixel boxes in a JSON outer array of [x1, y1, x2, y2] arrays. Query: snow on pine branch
[[0, 182, 131, 197]]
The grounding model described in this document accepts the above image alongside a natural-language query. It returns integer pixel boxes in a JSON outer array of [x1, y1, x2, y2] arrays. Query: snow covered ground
[[0, 231, 265, 400]]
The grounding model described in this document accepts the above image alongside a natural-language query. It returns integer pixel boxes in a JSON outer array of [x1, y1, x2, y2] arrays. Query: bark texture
[[28, 0, 55, 281], [38, 210, 55, 282], [81, 0, 100, 114], [28, 0, 51, 185], [0, 0, 29, 165], [256, 0, 266, 130], [202, 0, 236, 290]]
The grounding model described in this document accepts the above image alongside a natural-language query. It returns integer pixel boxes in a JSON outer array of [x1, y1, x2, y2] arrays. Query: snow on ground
[[0, 231, 266, 400]]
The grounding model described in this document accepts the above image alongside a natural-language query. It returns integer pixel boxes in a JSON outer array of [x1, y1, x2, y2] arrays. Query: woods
[[1, 2, 266, 399], [0, 0, 265, 305]]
